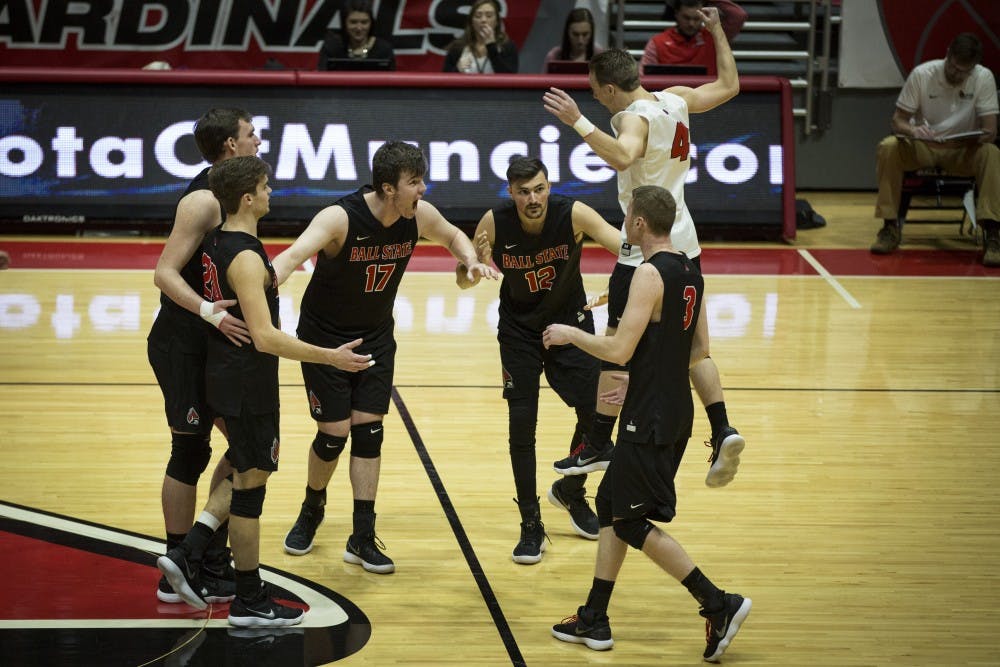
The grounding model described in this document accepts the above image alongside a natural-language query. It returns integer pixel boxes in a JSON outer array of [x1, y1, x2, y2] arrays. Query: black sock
[[705, 402, 729, 439], [235, 567, 261, 600], [590, 413, 617, 447], [353, 499, 376, 536], [183, 522, 215, 562], [166, 532, 186, 551], [585, 577, 616, 616], [304, 485, 327, 509], [681, 567, 724, 612]]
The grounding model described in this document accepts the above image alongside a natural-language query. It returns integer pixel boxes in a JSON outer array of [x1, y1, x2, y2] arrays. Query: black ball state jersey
[[298, 187, 419, 339], [492, 194, 587, 336], [158, 166, 225, 322], [201, 227, 280, 416], [618, 251, 704, 445]]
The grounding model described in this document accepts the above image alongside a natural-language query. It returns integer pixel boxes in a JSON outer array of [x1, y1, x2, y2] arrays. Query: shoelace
[[704, 439, 718, 463], [561, 614, 579, 625]]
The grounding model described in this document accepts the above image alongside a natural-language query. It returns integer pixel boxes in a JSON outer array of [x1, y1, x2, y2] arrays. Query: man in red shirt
[[642, 0, 718, 75]]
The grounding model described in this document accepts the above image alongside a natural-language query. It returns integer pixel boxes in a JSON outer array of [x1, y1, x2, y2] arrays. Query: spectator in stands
[[543, 7, 605, 72], [643, 0, 718, 75], [0, 250, 9, 270], [317, 0, 395, 71], [869, 32, 999, 267], [663, 0, 746, 45], [444, 0, 519, 74]]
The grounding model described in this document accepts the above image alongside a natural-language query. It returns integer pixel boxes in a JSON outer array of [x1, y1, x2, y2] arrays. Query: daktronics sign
[[0, 0, 540, 71], [0, 74, 793, 235]]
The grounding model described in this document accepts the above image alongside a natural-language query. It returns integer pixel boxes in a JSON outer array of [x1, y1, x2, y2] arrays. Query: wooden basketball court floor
[[1, 192, 998, 666]]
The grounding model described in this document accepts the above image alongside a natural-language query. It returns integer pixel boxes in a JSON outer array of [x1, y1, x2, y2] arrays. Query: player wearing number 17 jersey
[[271, 141, 498, 572]]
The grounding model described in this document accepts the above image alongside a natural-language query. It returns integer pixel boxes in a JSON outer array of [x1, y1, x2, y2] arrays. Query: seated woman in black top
[[443, 0, 518, 74], [317, 0, 395, 71]]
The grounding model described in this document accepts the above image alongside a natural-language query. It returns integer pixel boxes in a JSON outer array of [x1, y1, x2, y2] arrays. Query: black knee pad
[[230, 485, 267, 519], [613, 516, 654, 550], [350, 422, 383, 459], [507, 396, 538, 453], [596, 494, 613, 528], [165, 432, 212, 485], [312, 431, 347, 462]]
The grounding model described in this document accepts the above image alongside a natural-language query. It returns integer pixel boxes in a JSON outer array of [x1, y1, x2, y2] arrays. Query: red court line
[[0, 240, 995, 277]]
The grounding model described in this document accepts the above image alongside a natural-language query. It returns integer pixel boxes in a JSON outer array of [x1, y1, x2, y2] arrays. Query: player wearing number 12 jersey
[[271, 141, 497, 572], [458, 156, 621, 564]]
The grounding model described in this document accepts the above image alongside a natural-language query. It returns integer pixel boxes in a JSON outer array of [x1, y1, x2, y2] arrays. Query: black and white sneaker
[[284, 504, 324, 556], [343, 534, 395, 574], [547, 480, 599, 540], [156, 547, 207, 611], [701, 593, 752, 662], [553, 435, 613, 475], [228, 582, 305, 628], [511, 517, 548, 564], [551, 605, 614, 651], [705, 427, 745, 488], [156, 575, 181, 604], [157, 570, 235, 605]]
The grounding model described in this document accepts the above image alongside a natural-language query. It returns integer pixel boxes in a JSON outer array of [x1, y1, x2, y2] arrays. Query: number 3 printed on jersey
[[682, 284, 698, 330]]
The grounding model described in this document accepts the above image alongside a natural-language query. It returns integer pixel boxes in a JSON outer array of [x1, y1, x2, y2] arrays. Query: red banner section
[[0, 0, 542, 71], [878, 0, 999, 75]]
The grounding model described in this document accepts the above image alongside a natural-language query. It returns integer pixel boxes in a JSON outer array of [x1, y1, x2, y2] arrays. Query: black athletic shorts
[[147, 310, 215, 434], [299, 322, 395, 422], [222, 410, 280, 473], [596, 435, 689, 523], [498, 321, 598, 409]]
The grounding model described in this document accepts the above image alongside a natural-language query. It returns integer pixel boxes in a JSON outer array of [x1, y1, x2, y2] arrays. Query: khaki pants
[[874, 136, 1000, 222]]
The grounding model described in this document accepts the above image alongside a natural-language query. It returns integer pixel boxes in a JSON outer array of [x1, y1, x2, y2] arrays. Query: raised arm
[[543, 263, 662, 364], [271, 205, 348, 285], [664, 7, 739, 113], [457, 211, 496, 289], [543, 87, 648, 171], [154, 189, 251, 346], [418, 200, 500, 284], [227, 251, 373, 371], [571, 200, 622, 255]]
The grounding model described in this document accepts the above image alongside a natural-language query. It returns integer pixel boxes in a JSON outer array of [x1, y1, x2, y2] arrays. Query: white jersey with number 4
[[611, 90, 699, 266]]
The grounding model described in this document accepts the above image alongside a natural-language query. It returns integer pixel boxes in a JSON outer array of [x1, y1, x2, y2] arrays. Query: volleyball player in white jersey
[[543, 6, 745, 488]]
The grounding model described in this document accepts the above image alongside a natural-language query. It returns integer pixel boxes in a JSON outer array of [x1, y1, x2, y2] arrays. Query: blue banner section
[[0, 84, 784, 228]]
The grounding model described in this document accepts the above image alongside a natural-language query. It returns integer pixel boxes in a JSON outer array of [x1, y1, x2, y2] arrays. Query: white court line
[[797, 249, 862, 309], [301, 257, 314, 273]]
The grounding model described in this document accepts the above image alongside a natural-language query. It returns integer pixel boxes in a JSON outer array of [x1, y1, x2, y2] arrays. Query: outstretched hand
[[542, 87, 582, 126], [467, 261, 500, 283]]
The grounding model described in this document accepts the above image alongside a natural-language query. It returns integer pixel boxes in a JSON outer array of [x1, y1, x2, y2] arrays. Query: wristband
[[573, 115, 596, 138], [199, 301, 227, 328]]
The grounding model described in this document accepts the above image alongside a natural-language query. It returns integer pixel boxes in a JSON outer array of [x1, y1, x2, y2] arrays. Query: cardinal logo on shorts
[[185, 407, 200, 426], [501, 367, 514, 390], [270, 437, 280, 464], [308, 390, 322, 416]]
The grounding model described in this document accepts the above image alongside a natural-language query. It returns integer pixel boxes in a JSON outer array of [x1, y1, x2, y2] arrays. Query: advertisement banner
[[0, 74, 791, 236]]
